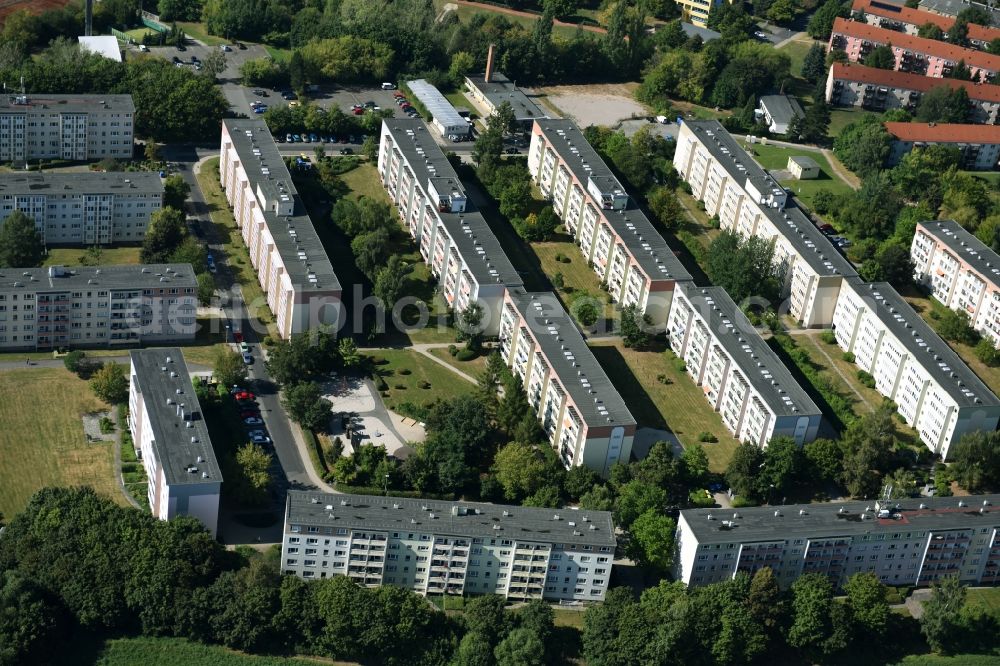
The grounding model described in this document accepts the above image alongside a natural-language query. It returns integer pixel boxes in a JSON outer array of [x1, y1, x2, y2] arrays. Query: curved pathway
[[453, 0, 607, 34]]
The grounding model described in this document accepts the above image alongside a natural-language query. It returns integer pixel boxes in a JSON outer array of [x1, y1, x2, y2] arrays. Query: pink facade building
[[852, 0, 1000, 50], [829, 17, 1000, 82]]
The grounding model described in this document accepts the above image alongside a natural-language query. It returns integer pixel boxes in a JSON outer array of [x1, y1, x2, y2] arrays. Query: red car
[[233, 331, 244, 343], [352, 107, 364, 116], [240, 410, 260, 419], [393, 91, 405, 98], [234, 391, 256, 401]]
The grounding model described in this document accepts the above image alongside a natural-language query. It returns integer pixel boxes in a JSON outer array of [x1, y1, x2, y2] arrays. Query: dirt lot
[[0, 0, 72, 23], [531, 82, 649, 128]]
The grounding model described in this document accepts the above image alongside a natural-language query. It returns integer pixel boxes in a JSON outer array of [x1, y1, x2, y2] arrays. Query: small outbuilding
[[757, 95, 804, 134], [787, 155, 820, 180]]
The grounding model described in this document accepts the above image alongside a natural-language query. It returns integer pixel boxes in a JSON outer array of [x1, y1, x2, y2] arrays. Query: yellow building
[[678, 0, 724, 28]]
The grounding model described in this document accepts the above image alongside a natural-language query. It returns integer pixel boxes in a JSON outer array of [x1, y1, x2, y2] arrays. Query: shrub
[[687, 489, 715, 507], [975, 338, 1000, 366], [552, 272, 565, 290], [819, 329, 837, 344], [448, 344, 458, 357], [398, 368, 412, 375], [375, 377, 389, 391], [371, 356, 388, 365], [842, 351, 856, 362], [394, 383, 407, 390], [672, 357, 687, 372], [99, 417, 115, 434], [731, 495, 760, 508], [455, 348, 478, 361], [857, 370, 876, 388], [697, 431, 718, 443], [417, 380, 431, 389]]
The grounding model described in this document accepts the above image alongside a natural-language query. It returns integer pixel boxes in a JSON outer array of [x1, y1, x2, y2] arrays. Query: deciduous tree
[[90, 362, 128, 404], [0, 210, 44, 268], [214, 346, 248, 388]]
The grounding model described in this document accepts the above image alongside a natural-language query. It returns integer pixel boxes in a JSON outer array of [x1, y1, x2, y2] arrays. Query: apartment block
[[219, 120, 342, 340], [281, 491, 615, 602], [826, 62, 1000, 123], [0, 94, 134, 162], [378, 119, 522, 334], [499, 290, 636, 475], [667, 284, 822, 446], [0, 263, 196, 351], [912, 219, 1000, 346], [674, 0, 730, 27], [920, 0, 1000, 26], [0, 171, 163, 245], [528, 119, 692, 325], [885, 122, 1000, 169], [674, 120, 857, 327], [675, 493, 1000, 589], [829, 18, 1000, 81], [832, 279, 1000, 458], [128, 348, 222, 537], [853, 0, 1000, 49]]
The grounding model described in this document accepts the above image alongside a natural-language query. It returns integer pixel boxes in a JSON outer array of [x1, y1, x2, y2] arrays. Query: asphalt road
[[164, 145, 319, 502]]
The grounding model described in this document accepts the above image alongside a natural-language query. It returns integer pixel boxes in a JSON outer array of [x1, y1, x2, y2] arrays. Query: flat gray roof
[[0, 93, 134, 114], [0, 171, 162, 196], [849, 279, 1000, 408], [78, 36, 123, 62], [681, 493, 1000, 544], [789, 155, 820, 169], [407, 79, 468, 130], [129, 348, 222, 487], [680, 22, 721, 41], [919, 219, 1000, 293], [678, 283, 821, 418], [286, 490, 616, 547], [682, 120, 857, 278], [920, 0, 1000, 24], [506, 289, 636, 429], [466, 72, 547, 122], [383, 119, 523, 287], [759, 95, 804, 126], [223, 120, 340, 291], [0, 263, 195, 291], [534, 119, 692, 284]]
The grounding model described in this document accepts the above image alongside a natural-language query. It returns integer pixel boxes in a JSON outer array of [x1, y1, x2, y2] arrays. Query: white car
[[755, 30, 769, 39], [250, 433, 271, 445], [247, 429, 267, 439], [381, 82, 396, 90], [243, 417, 264, 425], [139, 44, 149, 52]]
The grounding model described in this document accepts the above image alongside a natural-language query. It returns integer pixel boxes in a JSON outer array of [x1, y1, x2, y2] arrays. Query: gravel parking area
[[534, 83, 649, 128]]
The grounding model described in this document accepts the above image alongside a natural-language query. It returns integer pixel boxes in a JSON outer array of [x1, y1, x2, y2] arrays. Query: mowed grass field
[[588, 340, 740, 471], [61, 636, 355, 666], [0, 368, 126, 519], [44, 246, 141, 267], [367, 349, 476, 414], [747, 142, 856, 210]]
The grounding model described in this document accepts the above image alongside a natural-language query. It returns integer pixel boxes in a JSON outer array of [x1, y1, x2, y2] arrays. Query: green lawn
[[533, 239, 616, 321], [746, 142, 855, 211], [0, 368, 126, 519], [794, 331, 885, 417], [176, 21, 229, 46], [339, 162, 386, 202], [829, 107, 866, 136], [196, 158, 278, 337], [427, 346, 488, 377], [779, 38, 817, 79], [44, 246, 141, 267], [893, 656, 1000, 666], [59, 636, 353, 666], [588, 340, 740, 472], [367, 349, 476, 414], [441, 2, 584, 38], [123, 27, 156, 42], [966, 587, 1000, 615]]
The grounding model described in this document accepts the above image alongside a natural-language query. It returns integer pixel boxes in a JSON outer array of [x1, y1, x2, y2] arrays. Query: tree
[[0, 570, 65, 666], [580, 484, 614, 511], [338, 338, 362, 369], [615, 480, 667, 528], [627, 510, 676, 571], [920, 576, 967, 653], [680, 443, 710, 488], [464, 594, 514, 648], [760, 436, 806, 497], [362, 135, 378, 161], [449, 51, 476, 83], [788, 574, 841, 660], [918, 22, 944, 39], [0, 210, 44, 268], [859, 241, 914, 287], [351, 227, 390, 278], [840, 406, 897, 497], [232, 442, 272, 505], [453, 632, 495, 666], [158, 0, 203, 21], [950, 430, 1000, 491], [374, 255, 406, 310], [197, 272, 215, 306], [864, 44, 896, 69], [833, 114, 892, 177], [647, 186, 683, 229], [705, 230, 785, 306], [804, 437, 842, 485], [791, 100, 831, 143], [542, 0, 579, 20], [201, 50, 226, 80], [492, 442, 549, 501], [282, 381, 332, 432], [63, 350, 93, 378], [494, 627, 546, 666], [802, 43, 829, 83], [937, 308, 978, 345], [946, 19, 969, 46], [726, 441, 766, 500], [845, 572, 889, 635], [214, 346, 248, 389], [809, 0, 848, 39], [915, 85, 970, 123], [491, 101, 517, 137], [620, 304, 650, 349], [141, 207, 188, 263], [456, 302, 485, 351], [90, 362, 128, 404]]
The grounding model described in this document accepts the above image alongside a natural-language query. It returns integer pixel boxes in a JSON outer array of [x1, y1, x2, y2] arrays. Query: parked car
[[292, 134, 301, 142], [221, 44, 231, 52], [207, 260, 217, 274], [309, 133, 319, 142], [363, 101, 376, 109], [253, 105, 266, 114], [240, 410, 261, 419], [352, 107, 364, 116], [250, 433, 271, 445], [242, 352, 253, 365], [233, 331, 244, 343], [243, 416, 264, 426], [381, 82, 396, 90], [286, 133, 293, 143], [176, 43, 186, 51], [393, 91, 405, 98], [340, 147, 353, 155], [171, 56, 181, 63], [236, 42, 247, 50], [281, 91, 297, 100], [138, 44, 149, 52], [505, 147, 519, 154], [234, 391, 255, 401]]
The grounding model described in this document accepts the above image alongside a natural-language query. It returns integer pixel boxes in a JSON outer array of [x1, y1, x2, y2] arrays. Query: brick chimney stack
[[485, 43, 495, 83]]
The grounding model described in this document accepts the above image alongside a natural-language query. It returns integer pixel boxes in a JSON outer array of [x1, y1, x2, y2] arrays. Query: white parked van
[[381, 82, 396, 90]]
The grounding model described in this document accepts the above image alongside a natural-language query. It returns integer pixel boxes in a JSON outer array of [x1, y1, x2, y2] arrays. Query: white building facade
[[0, 263, 196, 351], [667, 283, 822, 446], [378, 119, 523, 334], [128, 348, 222, 537], [832, 279, 1000, 458], [219, 120, 342, 339], [674, 120, 857, 327], [528, 119, 692, 326], [675, 494, 1000, 589], [282, 491, 616, 602], [0, 94, 134, 163], [0, 172, 163, 245]]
